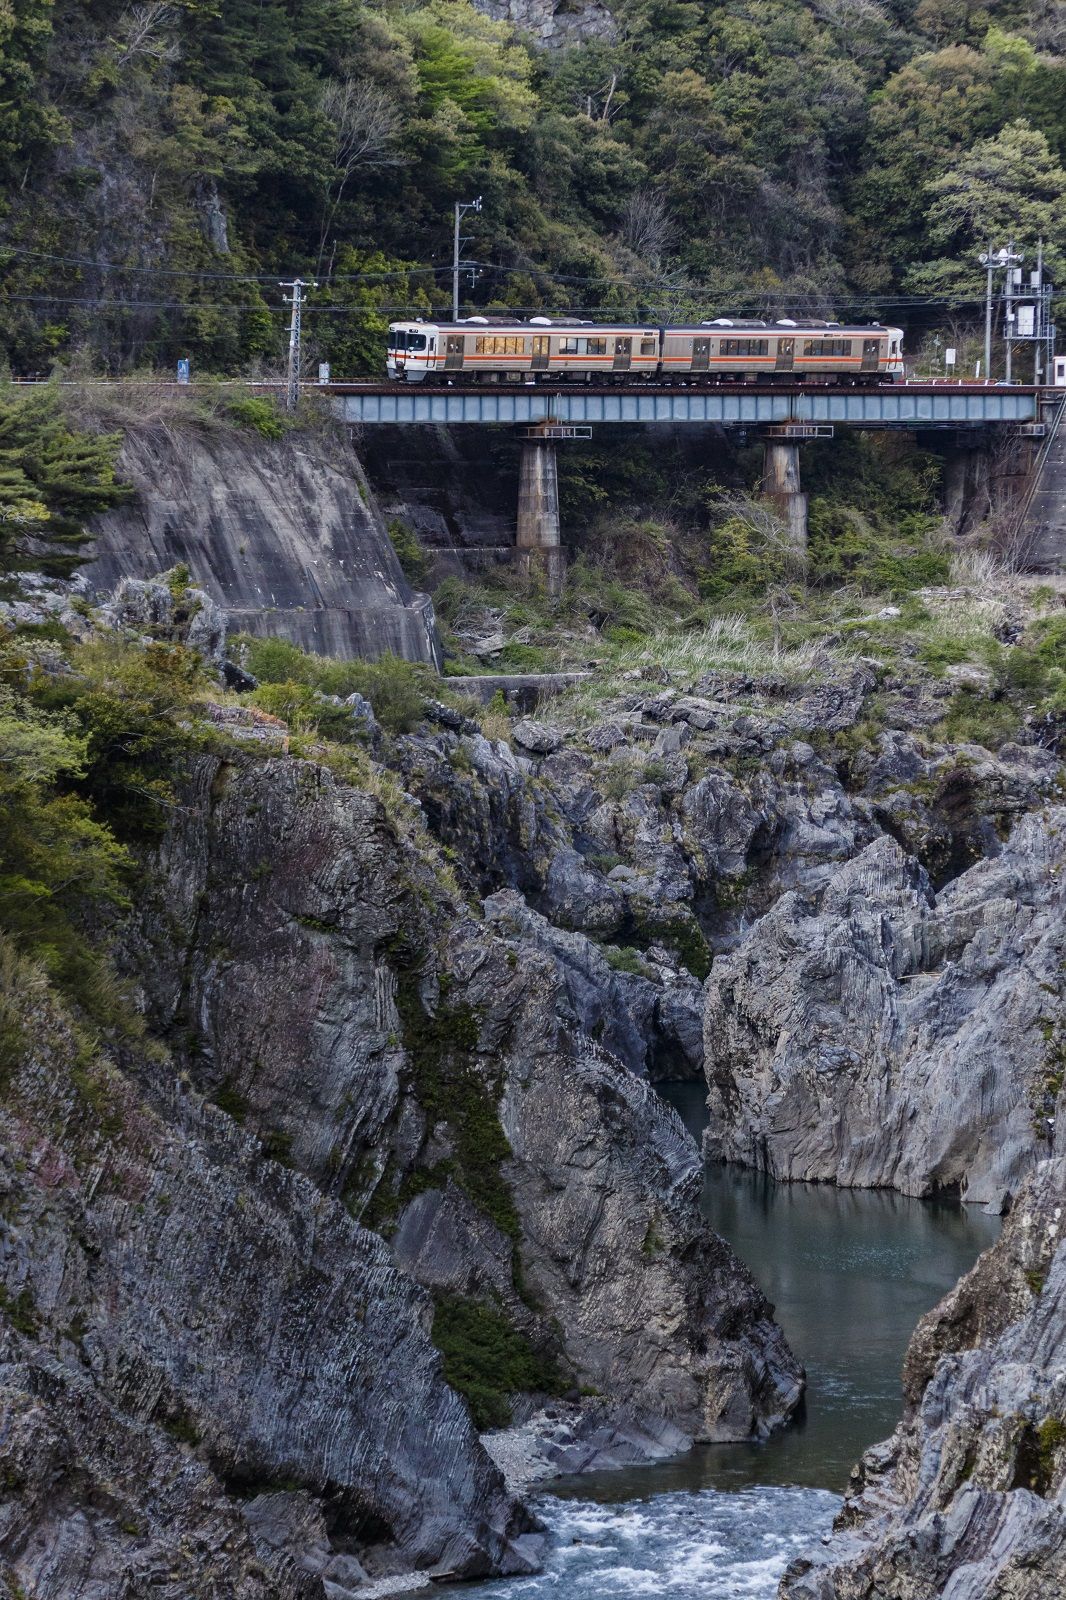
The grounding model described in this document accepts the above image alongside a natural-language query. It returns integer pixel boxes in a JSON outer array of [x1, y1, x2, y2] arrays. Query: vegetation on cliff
[[0, 384, 125, 580], [1, 0, 1064, 373]]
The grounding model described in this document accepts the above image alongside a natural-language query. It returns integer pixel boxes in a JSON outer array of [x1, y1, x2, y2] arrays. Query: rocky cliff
[[704, 812, 1066, 1210], [470, 0, 615, 47], [130, 744, 801, 1459], [4, 560, 1066, 1593], [0, 579, 809, 1593], [83, 422, 441, 666], [781, 1157, 1066, 1599], [0, 937, 538, 1596]]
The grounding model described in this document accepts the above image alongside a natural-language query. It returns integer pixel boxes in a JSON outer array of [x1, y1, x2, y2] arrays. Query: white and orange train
[[386, 316, 905, 385]]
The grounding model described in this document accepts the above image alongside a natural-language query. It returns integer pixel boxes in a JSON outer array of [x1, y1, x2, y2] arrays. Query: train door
[[613, 336, 632, 372], [692, 338, 710, 372], [444, 334, 465, 371], [861, 338, 880, 373], [532, 335, 550, 372], [775, 338, 795, 373]]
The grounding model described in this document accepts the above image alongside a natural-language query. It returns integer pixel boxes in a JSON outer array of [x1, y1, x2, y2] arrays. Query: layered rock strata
[[703, 810, 1066, 1210], [84, 423, 441, 665], [0, 949, 537, 1595], [781, 1158, 1066, 1600], [131, 749, 802, 1459]]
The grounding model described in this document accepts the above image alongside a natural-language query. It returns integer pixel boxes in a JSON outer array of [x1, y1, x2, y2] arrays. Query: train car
[[662, 320, 904, 382], [386, 317, 661, 383], [386, 317, 904, 384]]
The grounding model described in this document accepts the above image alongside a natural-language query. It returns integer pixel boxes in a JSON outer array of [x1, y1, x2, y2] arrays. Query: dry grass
[[546, 613, 833, 726]]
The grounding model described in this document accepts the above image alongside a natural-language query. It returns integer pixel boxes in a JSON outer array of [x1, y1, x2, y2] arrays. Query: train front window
[[391, 330, 407, 351], [406, 332, 427, 352]]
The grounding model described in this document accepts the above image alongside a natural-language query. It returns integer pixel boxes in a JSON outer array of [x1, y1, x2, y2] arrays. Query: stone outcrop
[[84, 422, 441, 666], [704, 811, 1066, 1211], [127, 747, 802, 1466], [471, 0, 616, 46], [781, 1158, 1066, 1599], [0, 944, 537, 1595]]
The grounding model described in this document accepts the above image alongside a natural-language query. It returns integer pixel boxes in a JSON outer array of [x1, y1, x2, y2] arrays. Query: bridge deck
[[334, 383, 1042, 428]]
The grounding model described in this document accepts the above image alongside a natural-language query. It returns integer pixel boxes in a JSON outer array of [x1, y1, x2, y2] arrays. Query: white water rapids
[[471, 1486, 839, 1599]]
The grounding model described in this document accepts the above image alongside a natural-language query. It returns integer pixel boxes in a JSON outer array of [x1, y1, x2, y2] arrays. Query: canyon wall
[[84, 423, 441, 666]]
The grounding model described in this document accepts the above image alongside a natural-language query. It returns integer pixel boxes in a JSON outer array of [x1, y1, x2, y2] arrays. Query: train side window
[[641, 336, 657, 356], [804, 338, 852, 356], [721, 338, 768, 356], [560, 337, 580, 354], [587, 337, 607, 355], [532, 335, 550, 356]]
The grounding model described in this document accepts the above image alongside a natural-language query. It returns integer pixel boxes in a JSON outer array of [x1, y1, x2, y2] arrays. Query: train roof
[[389, 317, 892, 333]]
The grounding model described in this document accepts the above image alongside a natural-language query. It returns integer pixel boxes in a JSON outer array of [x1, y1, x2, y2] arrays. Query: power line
[[0, 244, 458, 283], [2, 242, 1054, 309]]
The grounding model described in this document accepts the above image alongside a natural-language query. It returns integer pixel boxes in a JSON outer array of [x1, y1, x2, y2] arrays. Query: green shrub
[[807, 501, 949, 594], [940, 690, 1021, 750], [242, 635, 425, 734], [495, 641, 549, 671], [603, 944, 652, 976], [340, 654, 425, 733], [31, 637, 205, 840], [699, 515, 788, 603], [431, 1293, 566, 1429], [387, 518, 430, 586], [242, 636, 315, 685], [392, 972, 519, 1241], [0, 384, 127, 580], [226, 395, 288, 440], [628, 909, 711, 981], [0, 673, 135, 1024]]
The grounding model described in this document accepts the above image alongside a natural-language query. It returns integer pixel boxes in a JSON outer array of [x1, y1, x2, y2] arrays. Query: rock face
[[781, 1158, 1066, 1600], [471, 0, 615, 47], [704, 811, 1066, 1210], [83, 423, 442, 665], [128, 748, 802, 1464], [0, 945, 536, 1595]]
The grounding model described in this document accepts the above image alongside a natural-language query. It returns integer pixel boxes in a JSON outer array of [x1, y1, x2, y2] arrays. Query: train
[[385, 317, 905, 384]]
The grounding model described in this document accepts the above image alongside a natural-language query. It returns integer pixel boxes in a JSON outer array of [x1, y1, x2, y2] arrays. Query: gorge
[[2, 418, 1065, 1591], [3, 0, 1066, 1572]]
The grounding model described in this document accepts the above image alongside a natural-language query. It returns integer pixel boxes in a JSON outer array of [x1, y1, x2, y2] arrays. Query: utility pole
[[978, 244, 1022, 381], [1005, 240, 1017, 384], [980, 245, 995, 381], [452, 197, 481, 323], [280, 277, 317, 410]]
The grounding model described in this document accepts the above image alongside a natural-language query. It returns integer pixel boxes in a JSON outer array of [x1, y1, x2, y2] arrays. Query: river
[[469, 1082, 1000, 1600]]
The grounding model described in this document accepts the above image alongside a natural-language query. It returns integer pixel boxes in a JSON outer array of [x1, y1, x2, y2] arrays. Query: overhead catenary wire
[[1, 243, 1057, 311]]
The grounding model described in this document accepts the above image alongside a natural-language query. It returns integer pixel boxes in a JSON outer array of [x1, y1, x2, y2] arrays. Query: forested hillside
[[2, 0, 1066, 376]]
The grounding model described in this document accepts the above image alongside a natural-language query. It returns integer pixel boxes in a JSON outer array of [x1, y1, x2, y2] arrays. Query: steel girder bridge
[[329, 383, 1053, 592]]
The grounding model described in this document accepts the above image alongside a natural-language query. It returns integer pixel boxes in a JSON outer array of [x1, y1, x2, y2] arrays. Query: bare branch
[[316, 79, 402, 274], [113, 3, 180, 67]]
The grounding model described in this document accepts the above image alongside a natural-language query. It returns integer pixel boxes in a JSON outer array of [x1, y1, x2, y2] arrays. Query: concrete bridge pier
[[516, 433, 565, 595], [761, 438, 808, 547]]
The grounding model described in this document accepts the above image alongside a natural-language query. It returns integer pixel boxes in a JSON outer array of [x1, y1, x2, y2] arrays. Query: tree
[[908, 120, 1066, 296], [0, 386, 126, 579], [316, 78, 401, 274], [847, 44, 997, 288]]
